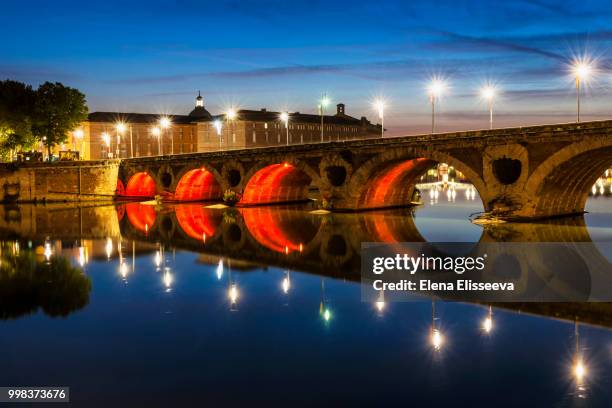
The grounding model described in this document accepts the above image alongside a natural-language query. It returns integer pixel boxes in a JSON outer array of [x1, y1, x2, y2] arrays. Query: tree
[[33, 82, 88, 160], [0, 80, 37, 161]]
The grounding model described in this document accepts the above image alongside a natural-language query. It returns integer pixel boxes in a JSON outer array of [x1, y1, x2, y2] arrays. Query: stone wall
[[0, 160, 120, 203]]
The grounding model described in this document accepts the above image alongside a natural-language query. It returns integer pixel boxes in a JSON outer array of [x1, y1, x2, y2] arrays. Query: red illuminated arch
[[242, 207, 318, 254], [126, 203, 156, 233], [240, 163, 311, 205], [174, 168, 222, 202], [359, 158, 435, 209], [175, 204, 222, 241], [125, 172, 156, 197]]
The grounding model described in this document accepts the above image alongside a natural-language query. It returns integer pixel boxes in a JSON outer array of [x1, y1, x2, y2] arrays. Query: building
[[68, 93, 382, 160]]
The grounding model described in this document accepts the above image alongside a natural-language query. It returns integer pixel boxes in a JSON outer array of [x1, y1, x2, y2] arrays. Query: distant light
[[163, 268, 173, 289], [43, 242, 52, 261], [282, 276, 291, 294], [78, 246, 86, 267], [229, 283, 239, 304], [428, 79, 447, 99], [226, 109, 237, 120], [571, 58, 594, 82], [115, 122, 127, 133], [154, 250, 162, 268], [375, 301, 385, 312], [119, 261, 129, 279], [373, 99, 385, 119], [73, 129, 84, 139], [323, 308, 331, 322], [574, 359, 587, 382], [280, 111, 289, 125], [482, 316, 493, 333], [320, 96, 330, 108], [151, 126, 161, 137], [213, 120, 223, 136], [105, 238, 113, 259], [216, 260, 223, 280], [480, 85, 496, 101], [431, 329, 444, 350], [101, 132, 111, 147], [159, 116, 171, 129]]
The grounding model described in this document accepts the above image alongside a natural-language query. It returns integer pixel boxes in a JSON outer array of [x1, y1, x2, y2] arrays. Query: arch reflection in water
[[241, 207, 318, 254], [175, 204, 222, 242], [125, 203, 156, 234]]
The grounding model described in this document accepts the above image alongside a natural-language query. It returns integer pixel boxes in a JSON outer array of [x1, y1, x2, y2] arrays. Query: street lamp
[[480, 85, 496, 129], [571, 58, 594, 123], [319, 94, 330, 142], [159, 116, 172, 154], [115, 122, 126, 158], [428, 79, 446, 134], [101, 132, 111, 158], [280, 111, 289, 145], [373, 99, 385, 138], [151, 126, 161, 155]]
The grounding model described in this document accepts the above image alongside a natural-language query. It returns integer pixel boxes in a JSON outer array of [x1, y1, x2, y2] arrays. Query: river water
[[0, 182, 610, 406]]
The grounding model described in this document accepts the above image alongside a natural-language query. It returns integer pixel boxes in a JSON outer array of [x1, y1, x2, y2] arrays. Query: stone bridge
[[118, 120, 612, 220]]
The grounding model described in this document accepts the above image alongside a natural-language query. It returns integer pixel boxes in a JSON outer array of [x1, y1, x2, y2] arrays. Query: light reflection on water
[[0, 184, 610, 406]]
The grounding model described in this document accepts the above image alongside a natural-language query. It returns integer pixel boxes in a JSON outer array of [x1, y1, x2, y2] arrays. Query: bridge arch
[[125, 171, 157, 198], [174, 167, 222, 202], [524, 138, 612, 218], [343, 148, 487, 210], [239, 160, 320, 206]]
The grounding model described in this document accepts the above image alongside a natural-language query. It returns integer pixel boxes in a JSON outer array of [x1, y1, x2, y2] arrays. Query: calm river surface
[[0, 183, 611, 407]]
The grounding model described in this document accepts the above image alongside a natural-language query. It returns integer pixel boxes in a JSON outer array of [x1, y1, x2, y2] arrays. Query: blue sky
[[2, 0, 612, 134]]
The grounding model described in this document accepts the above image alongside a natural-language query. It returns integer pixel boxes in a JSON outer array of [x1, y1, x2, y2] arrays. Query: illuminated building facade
[[71, 93, 382, 160]]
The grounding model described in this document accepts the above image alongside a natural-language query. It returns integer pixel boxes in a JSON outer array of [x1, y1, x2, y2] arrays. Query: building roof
[[88, 107, 378, 127], [211, 109, 373, 126], [188, 106, 213, 120], [87, 112, 196, 125]]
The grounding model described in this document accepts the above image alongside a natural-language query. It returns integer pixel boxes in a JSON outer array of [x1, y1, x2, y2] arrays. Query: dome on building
[[188, 91, 213, 120]]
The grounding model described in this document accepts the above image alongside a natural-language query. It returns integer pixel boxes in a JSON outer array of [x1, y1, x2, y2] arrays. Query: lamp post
[[115, 122, 126, 158], [428, 80, 446, 134], [373, 99, 385, 138], [319, 94, 330, 142], [159, 116, 171, 155], [480, 86, 496, 130], [151, 126, 161, 155], [280, 111, 289, 145], [571, 59, 593, 123]]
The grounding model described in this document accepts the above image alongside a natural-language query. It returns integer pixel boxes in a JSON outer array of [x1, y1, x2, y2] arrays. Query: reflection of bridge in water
[[1, 203, 612, 327]]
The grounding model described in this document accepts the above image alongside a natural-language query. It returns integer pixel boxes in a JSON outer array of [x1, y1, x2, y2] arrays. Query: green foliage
[[0, 80, 88, 161], [33, 82, 88, 159], [223, 189, 241, 205], [0, 80, 37, 160]]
